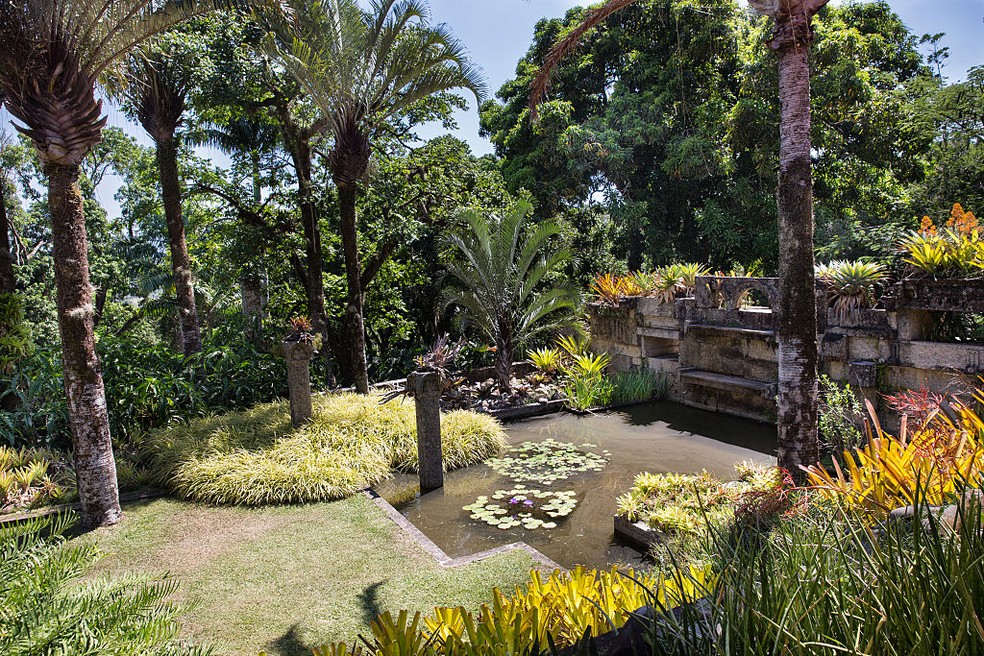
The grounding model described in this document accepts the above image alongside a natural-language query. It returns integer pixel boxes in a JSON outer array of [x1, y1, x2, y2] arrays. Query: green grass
[[80, 496, 539, 656], [145, 392, 506, 505]]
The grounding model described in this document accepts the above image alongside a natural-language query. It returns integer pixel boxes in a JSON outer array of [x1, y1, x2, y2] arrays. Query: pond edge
[[363, 488, 565, 572]]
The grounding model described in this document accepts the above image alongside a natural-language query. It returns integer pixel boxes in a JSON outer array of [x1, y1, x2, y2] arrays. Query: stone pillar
[[407, 370, 443, 491], [284, 340, 315, 428]]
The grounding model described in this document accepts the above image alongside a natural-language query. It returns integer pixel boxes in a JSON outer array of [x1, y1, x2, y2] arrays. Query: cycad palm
[[266, 0, 486, 393], [0, 0, 282, 529], [445, 201, 576, 390]]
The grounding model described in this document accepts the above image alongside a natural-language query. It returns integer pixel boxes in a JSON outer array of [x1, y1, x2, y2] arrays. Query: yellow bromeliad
[[314, 565, 713, 656], [804, 392, 984, 518]]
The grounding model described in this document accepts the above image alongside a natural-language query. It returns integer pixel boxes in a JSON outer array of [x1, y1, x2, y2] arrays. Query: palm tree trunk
[[775, 40, 819, 479], [291, 141, 336, 387], [0, 178, 15, 294], [338, 183, 370, 394], [156, 137, 202, 357], [46, 162, 122, 529]]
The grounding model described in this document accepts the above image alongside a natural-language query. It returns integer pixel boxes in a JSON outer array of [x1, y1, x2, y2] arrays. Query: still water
[[377, 401, 776, 569]]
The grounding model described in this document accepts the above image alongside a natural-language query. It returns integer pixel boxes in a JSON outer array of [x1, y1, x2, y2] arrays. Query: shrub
[[0, 515, 207, 656], [589, 273, 640, 305], [817, 375, 866, 456], [527, 347, 562, 374], [311, 565, 711, 656], [657, 504, 984, 655], [804, 390, 984, 518], [617, 465, 784, 538], [145, 392, 506, 506], [2, 315, 305, 449], [0, 447, 67, 513]]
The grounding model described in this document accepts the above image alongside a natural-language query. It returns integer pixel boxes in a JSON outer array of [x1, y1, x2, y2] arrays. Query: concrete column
[[407, 370, 443, 491], [284, 340, 315, 428]]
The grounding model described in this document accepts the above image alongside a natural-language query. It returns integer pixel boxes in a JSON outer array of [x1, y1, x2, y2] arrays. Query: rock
[[537, 397, 548, 404]]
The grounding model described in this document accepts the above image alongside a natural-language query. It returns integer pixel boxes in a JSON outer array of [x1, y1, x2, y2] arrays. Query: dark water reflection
[[377, 401, 776, 570]]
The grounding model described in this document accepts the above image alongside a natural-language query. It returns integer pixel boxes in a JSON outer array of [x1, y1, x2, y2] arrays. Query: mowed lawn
[[79, 495, 539, 656]]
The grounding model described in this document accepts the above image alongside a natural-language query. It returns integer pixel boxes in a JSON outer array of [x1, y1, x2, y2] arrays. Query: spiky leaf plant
[[444, 201, 577, 390], [815, 259, 885, 323], [0, 515, 208, 656]]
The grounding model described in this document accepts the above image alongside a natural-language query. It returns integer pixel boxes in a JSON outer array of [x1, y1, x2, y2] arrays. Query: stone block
[[901, 341, 984, 373], [848, 361, 879, 389]]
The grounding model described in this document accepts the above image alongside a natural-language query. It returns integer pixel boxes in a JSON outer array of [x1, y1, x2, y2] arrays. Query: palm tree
[[266, 0, 486, 393], [0, 0, 283, 529], [445, 201, 577, 390], [532, 0, 827, 478], [113, 45, 203, 356]]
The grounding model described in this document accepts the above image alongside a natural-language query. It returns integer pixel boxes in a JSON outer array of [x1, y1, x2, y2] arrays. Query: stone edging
[[363, 488, 565, 572]]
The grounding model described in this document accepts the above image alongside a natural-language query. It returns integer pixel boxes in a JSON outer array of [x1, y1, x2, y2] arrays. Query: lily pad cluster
[[463, 486, 578, 530], [485, 438, 610, 485]]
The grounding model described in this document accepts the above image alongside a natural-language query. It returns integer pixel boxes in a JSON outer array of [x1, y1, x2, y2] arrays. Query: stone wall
[[587, 276, 984, 425]]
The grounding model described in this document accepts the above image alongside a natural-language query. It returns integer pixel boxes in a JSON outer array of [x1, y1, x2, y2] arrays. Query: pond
[[376, 401, 776, 569]]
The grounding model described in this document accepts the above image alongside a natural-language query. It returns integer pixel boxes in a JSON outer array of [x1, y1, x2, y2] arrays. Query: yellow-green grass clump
[[145, 392, 506, 506]]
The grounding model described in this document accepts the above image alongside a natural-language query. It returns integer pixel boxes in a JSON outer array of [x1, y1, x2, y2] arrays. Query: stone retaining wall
[[587, 276, 984, 425]]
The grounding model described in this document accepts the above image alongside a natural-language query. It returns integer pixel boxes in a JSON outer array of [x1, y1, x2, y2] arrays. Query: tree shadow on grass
[[359, 580, 385, 627], [266, 624, 314, 656]]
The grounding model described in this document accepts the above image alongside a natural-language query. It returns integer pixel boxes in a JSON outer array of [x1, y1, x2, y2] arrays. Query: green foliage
[[145, 392, 505, 506], [2, 316, 304, 448], [616, 466, 784, 538], [0, 293, 32, 375], [0, 515, 208, 656], [559, 351, 614, 411], [817, 376, 866, 456], [313, 565, 711, 656], [610, 369, 671, 404], [527, 347, 562, 374], [657, 506, 984, 655], [562, 373, 614, 412], [444, 201, 577, 384], [482, 0, 936, 270]]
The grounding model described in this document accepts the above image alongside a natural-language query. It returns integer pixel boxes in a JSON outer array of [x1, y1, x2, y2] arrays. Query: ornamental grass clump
[[145, 392, 505, 506]]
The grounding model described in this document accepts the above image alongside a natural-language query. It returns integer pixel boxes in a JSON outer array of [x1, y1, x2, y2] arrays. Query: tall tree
[[267, 0, 486, 393], [0, 129, 16, 295], [114, 44, 204, 356], [532, 0, 829, 477], [0, 0, 282, 529]]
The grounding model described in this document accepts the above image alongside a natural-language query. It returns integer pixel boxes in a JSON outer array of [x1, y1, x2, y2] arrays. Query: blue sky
[[82, 0, 982, 215]]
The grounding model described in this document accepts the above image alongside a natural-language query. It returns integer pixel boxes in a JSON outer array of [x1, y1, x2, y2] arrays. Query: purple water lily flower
[[523, 499, 534, 507], [509, 497, 520, 505]]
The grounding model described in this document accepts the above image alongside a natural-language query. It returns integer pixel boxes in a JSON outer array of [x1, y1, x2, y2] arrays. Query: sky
[[45, 0, 984, 216]]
